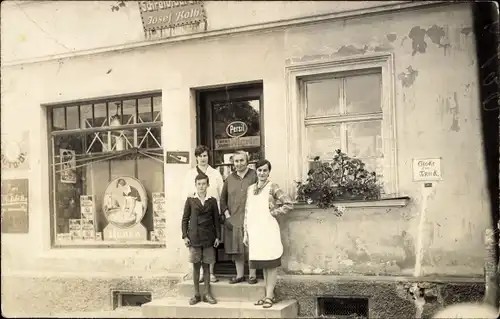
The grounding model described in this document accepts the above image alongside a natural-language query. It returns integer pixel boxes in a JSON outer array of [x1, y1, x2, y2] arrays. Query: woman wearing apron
[[243, 159, 293, 308]]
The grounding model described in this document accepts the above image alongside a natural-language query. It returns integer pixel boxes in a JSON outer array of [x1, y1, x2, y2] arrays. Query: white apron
[[246, 183, 283, 261]]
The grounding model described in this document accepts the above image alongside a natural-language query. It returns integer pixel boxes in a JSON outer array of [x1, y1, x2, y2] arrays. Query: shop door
[[197, 83, 264, 277]]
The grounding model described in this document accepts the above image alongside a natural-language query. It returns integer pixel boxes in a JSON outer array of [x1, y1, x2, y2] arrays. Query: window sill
[[53, 240, 165, 249], [293, 195, 410, 209]]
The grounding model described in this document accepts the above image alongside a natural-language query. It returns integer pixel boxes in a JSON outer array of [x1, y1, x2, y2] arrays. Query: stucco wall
[[0, 1, 487, 284], [280, 2, 488, 277], [1, 0, 403, 62]]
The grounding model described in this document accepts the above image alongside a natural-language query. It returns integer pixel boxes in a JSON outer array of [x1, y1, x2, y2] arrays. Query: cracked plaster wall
[[282, 2, 488, 277]]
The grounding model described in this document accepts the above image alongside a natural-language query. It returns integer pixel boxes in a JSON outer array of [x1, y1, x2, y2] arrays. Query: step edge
[[142, 298, 297, 308]]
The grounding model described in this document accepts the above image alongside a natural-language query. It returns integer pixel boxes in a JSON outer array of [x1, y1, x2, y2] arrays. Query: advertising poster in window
[[1, 131, 29, 171], [69, 219, 82, 240], [80, 195, 96, 240], [151, 192, 166, 242], [60, 149, 77, 184], [1, 178, 29, 233]]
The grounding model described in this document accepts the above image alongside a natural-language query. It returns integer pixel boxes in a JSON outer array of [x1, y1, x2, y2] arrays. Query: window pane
[[52, 107, 66, 131], [359, 157, 384, 186], [55, 156, 165, 244], [80, 105, 93, 128], [346, 120, 383, 158], [122, 100, 136, 125], [212, 99, 261, 179], [212, 100, 261, 151], [305, 78, 341, 117], [94, 103, 108, 126], [138, 98, 152, 123], [66, 106, 80, 130], [153, 96, 162, 121], [345, 73, 382, 114], [306, 125, 341, 161]]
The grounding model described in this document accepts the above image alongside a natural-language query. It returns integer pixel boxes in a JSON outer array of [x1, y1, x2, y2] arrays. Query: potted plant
[[296, 149, 382, 215]]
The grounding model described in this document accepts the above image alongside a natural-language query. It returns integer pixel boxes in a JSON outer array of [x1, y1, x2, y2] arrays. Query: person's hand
[[224, 210, 231, 219], [243, 233, 249, 247], [224, 216, 233, 230], [183, 237, 191, 247], [214, 238, 220, 248]]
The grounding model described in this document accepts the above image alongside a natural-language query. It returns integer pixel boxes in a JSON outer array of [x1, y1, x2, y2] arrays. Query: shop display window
[[48, 92, 166, 247]]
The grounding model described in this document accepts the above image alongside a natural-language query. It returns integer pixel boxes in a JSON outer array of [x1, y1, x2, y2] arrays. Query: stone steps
[[177, 279, 266, 301], [141, 297, 298, 318]]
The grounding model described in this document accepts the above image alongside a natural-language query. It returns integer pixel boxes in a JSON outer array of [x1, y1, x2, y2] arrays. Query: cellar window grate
[[317, 296, 369, 319], [112, 291, 152, 309]]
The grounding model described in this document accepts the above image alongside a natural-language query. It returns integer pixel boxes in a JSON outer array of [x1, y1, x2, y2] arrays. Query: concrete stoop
[[141, 280, 298, 318]]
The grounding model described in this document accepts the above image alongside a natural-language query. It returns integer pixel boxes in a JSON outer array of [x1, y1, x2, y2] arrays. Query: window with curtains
[[48, 92, 166, 247]]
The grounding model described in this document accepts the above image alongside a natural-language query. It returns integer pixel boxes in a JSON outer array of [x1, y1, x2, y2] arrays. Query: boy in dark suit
[[182, 173, 221, 305]]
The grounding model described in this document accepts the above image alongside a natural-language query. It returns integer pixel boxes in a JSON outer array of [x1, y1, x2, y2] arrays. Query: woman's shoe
[[189, 295, 201, 305], [254, 298, 266, 306], [229, 276, 245, 284], [203, 294, 217, 304], [262, 297, 277, 308], [210, 274, 219, 283], [247, 277, 258, 284]]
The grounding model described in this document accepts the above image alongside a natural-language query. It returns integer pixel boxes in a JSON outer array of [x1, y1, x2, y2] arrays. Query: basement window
[[317, 296, 369, 318], [112, 291, 152, 309]]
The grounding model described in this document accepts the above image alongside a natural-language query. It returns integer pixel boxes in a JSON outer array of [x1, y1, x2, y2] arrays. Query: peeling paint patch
[[398, 66, 419, 88], [396, 231, 416, 269], [426, 25, 451, 50], [336, 44, 368, 55], [460, 27, 473, 36], [409, 26, 427, 55], [386, 33, 397, 42]]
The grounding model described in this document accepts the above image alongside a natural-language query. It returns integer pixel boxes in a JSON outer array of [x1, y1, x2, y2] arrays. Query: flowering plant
[[296, 149, 382, 216]]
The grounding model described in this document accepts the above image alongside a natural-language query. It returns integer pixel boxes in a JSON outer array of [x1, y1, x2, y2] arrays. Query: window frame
[[45, 90, 165, 248], [285, 52, 398, 197]]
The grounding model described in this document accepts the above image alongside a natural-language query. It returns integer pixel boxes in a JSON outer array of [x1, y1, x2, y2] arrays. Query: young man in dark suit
[[182, 173, 221, 305]]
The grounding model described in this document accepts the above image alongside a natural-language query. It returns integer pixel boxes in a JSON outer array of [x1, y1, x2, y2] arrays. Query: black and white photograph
[[1, 1, 499, 318]]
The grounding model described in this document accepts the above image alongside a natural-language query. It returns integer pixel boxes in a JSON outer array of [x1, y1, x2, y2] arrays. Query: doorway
[[196, 82, 264, 278]]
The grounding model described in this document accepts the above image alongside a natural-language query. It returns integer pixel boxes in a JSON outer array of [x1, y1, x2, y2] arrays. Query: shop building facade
[[1, 1, 491, 317]]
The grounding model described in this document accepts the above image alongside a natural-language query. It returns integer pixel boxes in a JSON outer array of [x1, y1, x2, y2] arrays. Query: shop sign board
[[215, 136, 260, 150], [166, 151, 189, 164], [412, 158, 442, 181], [1, 179, 29, 233], [1, 131, 29, 171], [138, 1, 206, 32], [226, 121, 248, 138]]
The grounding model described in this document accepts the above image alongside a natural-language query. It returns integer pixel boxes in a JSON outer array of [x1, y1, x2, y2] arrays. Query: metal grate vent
[[317, 296, 369, 318], [112, 291, 152, 309]]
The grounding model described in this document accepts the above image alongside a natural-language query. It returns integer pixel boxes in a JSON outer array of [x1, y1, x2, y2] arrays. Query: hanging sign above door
[[138, 1, 206, 32]]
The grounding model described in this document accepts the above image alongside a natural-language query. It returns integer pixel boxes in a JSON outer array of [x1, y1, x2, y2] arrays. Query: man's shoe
[[189, 295, 201, 305], [203, 294, 217, 304], [229, 276, 245, 284], [247, 277, 258, 284]]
